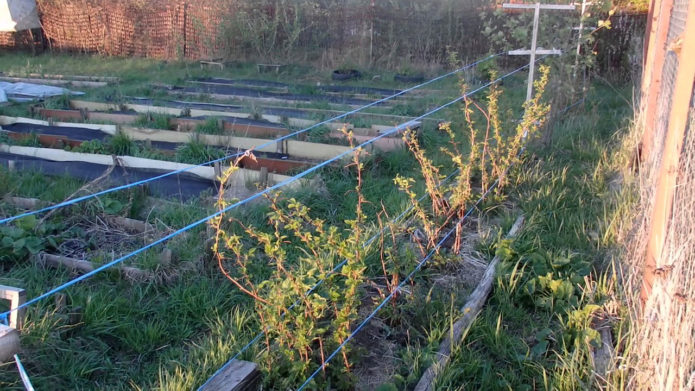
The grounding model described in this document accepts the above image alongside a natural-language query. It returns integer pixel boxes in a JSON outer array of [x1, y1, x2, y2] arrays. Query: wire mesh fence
[[1, 0, 491, 67], [630, 0, 694, 388]]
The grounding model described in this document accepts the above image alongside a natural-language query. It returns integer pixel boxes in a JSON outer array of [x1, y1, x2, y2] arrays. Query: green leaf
[[531, 340, 549, 357], [551, 256, 571, 268], [1, 236, 14, 248], [16, 215, 38, 231], [12, 238, 26, 251], [103, 199, 124, 214], [25, 237, 45, 254]]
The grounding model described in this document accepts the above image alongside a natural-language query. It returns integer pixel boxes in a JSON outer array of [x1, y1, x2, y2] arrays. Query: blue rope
[[297, 177, 502, 390], [0, 313, 8, 326], [296, 96, 585, 390], [0, 53, 502, 226], [196, 169, 461, 391], [0, 61, 530, 321]]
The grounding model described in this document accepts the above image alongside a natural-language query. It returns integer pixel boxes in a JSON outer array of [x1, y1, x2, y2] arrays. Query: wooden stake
[[504, 2, 573, 101], [414, 216, 525, 391], [0, 325, 20, 363], [199, 360, 261, 391], [39, 253, 156, 283], [641, 2, 695, 304]]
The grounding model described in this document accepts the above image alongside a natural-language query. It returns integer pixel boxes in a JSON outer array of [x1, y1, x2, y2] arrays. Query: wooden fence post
[[641, 2, 695, 303], [639, 0, 675, 162]]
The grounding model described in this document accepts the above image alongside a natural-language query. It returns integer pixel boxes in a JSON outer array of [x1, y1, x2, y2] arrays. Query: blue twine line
[[297, 176, 502, 390], [297, 94, 585, 390], [0, 60, 530, 321], [0, 53, 503, 226], [196, 169, 461, 391]]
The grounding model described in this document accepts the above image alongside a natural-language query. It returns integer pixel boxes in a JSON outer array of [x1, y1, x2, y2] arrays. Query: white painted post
[[573, 0, 588, 80], [503, 3, 575, 101], [526, 3, 541, 101]]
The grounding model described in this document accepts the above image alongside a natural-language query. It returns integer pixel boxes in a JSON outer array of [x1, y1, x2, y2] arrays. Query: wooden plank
[[125, 103, 183, 116], [238, 155, 309, 175], [502, 3, 575, 10], [0, 76, 107, 88], [36, 108, 84, 121], [167, 98, 431, 123], [70, 100, 120, 111], [21, 73, 120, 83], [372, 120, 421, 135], [104, 216, 156, 234], [0, 325, 20, 363], [328, 131, 405, 152], [222, 121, 288, 138], [256, 63, 285, 74], [88, 111, 140, 125], [639, 0, 676, 161], [199, 360, 261, 391], [188, 80, 289, 94], [3, 196, 46, 210], [414, 216, 525, 391], [119, 126, 352, 161], [200, 61, 224, 70], [286, 139, 353, 160], [39, 253, 156, 283], [508, 49, 562, 55], [4, 130, 83, 149], [39, 106, 292, 139], [0, 285, 26, 330], [641, 3, 695, 304]]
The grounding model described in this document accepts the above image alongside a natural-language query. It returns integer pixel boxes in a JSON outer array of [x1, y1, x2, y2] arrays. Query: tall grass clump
[[133, 113, 173, 130], [175, 137, 225, 164]]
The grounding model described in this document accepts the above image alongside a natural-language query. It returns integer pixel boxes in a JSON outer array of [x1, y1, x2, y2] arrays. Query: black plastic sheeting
[[0, 152, 217, 200], [129, 97, 317, 120], [199, 78, 401, 96], [3, 123, 109, 142], [2, 123, 180, 152]]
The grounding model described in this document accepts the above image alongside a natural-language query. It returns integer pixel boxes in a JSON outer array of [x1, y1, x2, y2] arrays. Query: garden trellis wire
[[0, 53, 502, 225], [0, 60, 532, 328], [197, 167, 463, 391], [296, 95, 584, 390]]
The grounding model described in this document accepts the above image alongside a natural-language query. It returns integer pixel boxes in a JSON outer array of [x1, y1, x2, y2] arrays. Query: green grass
[[194, 117, 224, 135], [0, 49, 634, 390], [132, 113, 173, 130], [429, 82, 635, 390]]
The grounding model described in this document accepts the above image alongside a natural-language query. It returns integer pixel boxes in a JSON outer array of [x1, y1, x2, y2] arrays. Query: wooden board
[[0, 76, 107, 88], [414, 216, 525, 391], [36, 107, 291, 139], [0, 115, 117, 135], [11, 73, 120, 83], [329, 131, 405, 151], [199, 360, 260, 391], [0, 325, 20, 363]]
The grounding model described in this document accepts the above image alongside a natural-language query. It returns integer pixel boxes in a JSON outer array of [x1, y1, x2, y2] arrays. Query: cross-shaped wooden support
[[503, 2, 575, 101]]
